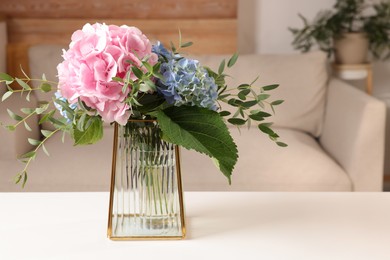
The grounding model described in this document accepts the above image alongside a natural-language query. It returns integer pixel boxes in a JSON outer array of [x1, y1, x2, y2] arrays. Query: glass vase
[[107, 120, 186, 240]]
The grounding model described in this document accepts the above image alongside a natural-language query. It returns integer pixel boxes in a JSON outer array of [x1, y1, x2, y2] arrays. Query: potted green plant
[[290, 0, 390, 64]]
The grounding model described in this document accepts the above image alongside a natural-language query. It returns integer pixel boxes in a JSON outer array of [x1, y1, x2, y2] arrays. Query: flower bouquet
[[1, 23, 285, 239]]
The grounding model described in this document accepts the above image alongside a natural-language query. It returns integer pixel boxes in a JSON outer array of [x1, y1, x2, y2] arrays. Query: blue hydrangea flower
[[152, 41, 176, 60], [152, 43, 218, 110], [54, 92, 77, 123]]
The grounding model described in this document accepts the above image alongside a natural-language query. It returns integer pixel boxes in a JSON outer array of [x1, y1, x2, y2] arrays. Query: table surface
[[1, 192, 390, 260]]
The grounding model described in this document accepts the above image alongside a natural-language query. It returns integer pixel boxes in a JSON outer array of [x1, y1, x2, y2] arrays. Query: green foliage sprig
[[290, 0, 390, 59]]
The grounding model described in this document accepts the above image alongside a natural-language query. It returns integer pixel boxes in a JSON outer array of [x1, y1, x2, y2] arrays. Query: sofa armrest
[[0, 93, 40, 160], [319, 78, 386, 191]]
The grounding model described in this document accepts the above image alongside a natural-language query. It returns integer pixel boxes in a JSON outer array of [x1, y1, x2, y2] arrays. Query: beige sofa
[[0, 42, 386, 191]]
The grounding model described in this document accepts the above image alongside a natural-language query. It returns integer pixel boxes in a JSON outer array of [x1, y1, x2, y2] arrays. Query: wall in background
[[238, 0, 390, 175]]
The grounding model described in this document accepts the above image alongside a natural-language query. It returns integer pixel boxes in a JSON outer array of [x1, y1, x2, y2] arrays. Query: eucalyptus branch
[[15, 128, 61, 187]]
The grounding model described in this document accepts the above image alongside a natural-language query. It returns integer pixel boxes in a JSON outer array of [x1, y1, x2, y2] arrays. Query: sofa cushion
[[182, 127, 352, 191], [194, 52, 328, 137]]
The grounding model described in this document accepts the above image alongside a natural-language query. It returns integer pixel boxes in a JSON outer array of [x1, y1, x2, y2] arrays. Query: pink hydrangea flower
[[57, 23, 157, 125]]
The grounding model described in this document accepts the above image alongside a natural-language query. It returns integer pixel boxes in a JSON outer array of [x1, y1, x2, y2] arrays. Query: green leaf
[[39, 110, 55, 124], [41, 130, 53, 138], [14, 172, 23, 184], [257, 94, 270, 101], [77, 113, 87, 131], [277, 142, 288, 147], [237, 84, 250, 90], [6, 125, 15, 131], [271, 100, 284, 106], [7, 109, 23, 121], [170, 41, 176, 53], [26, 91, 31, 102], [35, 103, 50, 114], [218, 94, 230, 100], [219, 111, 231, 117], [19, 151, 36, 160], [142, 61, 153, 72], [49, 116, 66, 127], [227, 53, 239, 68], [112, 76, 123, 82], [151, 106, 238, 183], [40, 83, 52, 93], [241, 100, 258, 108], [22, 172, 28, 188], [24, 121, 32, 132], [0, 72, 14, 82], [258, 123, 279, 139], [15, 78, 31, 90], [252, 111, 272, 118], [42, 144, 50, 156], [73, 116, 103, 145], [21, 108, 35, 114], [1, 91, 13, 102], [238, 89, 250, 100], [136, 93, 165, 113], [227, 118, 246, 125], [262, 84, 279, 91], [218, 59, 225, 75], [180, 41, 193, 48], [28, 138, 41, 146], [227, 98, 243, 107], [153, 63, 162, 79]]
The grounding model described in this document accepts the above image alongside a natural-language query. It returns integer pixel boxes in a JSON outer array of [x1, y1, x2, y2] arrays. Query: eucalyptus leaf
[[42, 144, 50, 156], [0, 72, 14, 82], [227, 118, 246, 125], [242, 100, 258, 108], [26, 91, 31, 102], [1, 91, 13, 102], [218, 59, 225, 75], [227, 53, 239, 68], [15, 78, 31, 90], [28, 138, 41, 146], [7, 109, 23, 121], [219, 111, 231, 117], [262, 84, 279, 91], [39, 110, 55, 125], [40, 83, 52, 93], [257, 94, 270, 101], [277, 142, 288, 147], [19, 151, 36, 160], [24, 121, 32, 132], [271, 100, 284, 106], [180, 41, 193, 48], [41, 130, 53, 138], [21, 108, 35, 114], [6, 125, 15, 131]]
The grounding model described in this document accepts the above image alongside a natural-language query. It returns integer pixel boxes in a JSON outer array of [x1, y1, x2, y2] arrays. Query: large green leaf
[[151, 106, 238, 183], [73, 116, 103, 145]]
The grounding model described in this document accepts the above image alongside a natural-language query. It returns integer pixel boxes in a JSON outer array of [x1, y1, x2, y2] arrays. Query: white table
[[1, 192, 390, 260]]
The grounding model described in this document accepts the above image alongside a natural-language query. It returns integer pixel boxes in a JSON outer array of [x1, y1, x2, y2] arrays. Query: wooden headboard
[[2, 0, 237, 78]]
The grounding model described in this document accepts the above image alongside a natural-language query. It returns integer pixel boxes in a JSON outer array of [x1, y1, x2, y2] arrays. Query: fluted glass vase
[[107, 120, 186, 240]]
